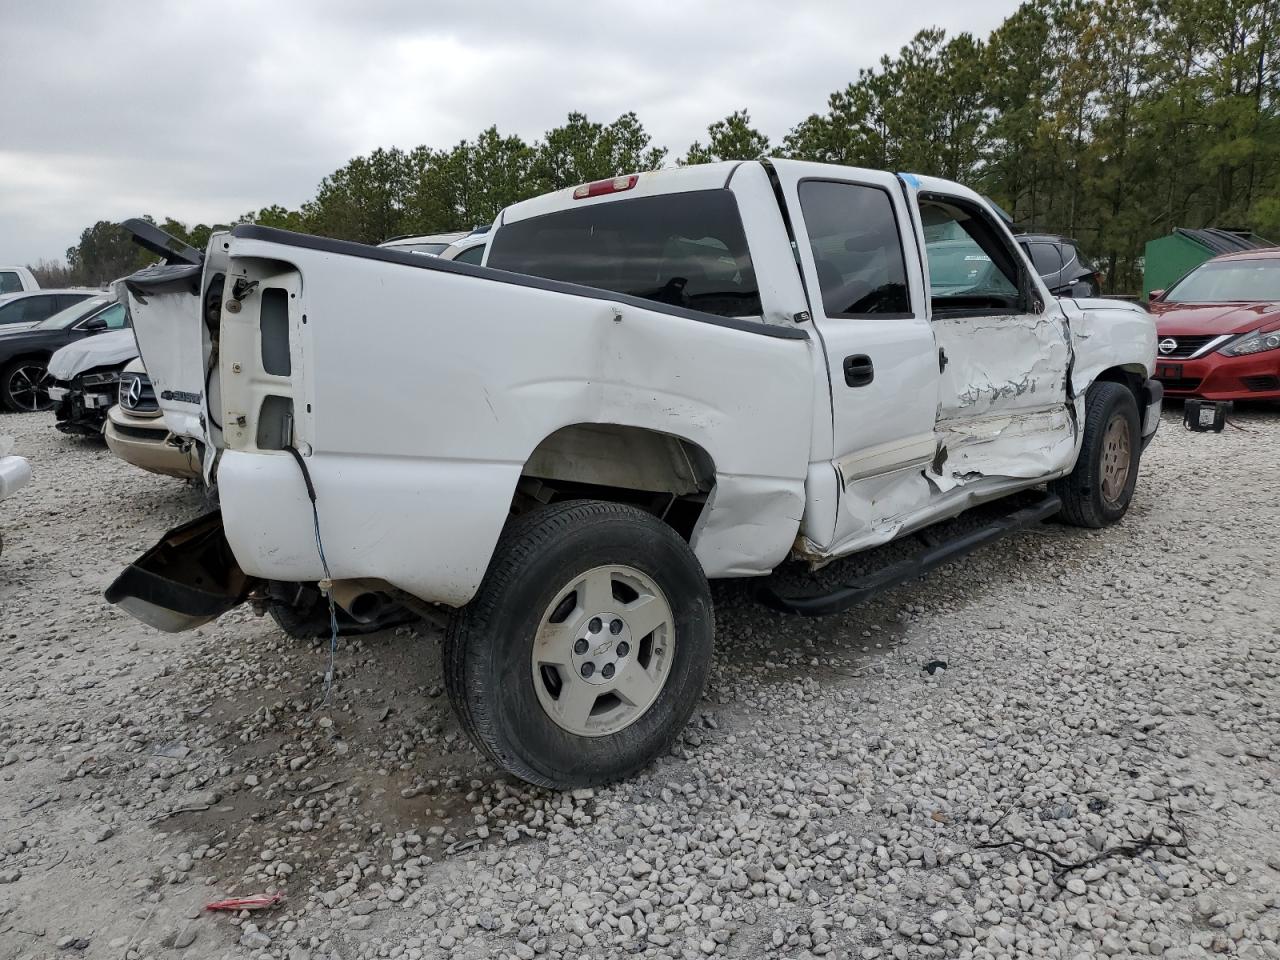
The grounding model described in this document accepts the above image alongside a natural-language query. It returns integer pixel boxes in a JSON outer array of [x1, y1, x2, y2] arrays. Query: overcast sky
[[1, 0, 1021, 266]]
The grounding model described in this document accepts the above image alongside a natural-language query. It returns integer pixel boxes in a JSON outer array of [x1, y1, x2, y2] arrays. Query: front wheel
[[444, 500, 714, 789], [1051, 381, 1141, 528], [1, 359, 52, 412]]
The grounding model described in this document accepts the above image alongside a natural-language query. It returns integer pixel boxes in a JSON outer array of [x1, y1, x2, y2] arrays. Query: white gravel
[[1, 405, 1278, 960]]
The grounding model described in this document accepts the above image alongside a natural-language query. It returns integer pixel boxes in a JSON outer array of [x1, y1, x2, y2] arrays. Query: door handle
[[843, 354, 874, 387]]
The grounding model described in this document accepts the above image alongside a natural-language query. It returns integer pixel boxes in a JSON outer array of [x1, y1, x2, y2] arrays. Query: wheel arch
[[2, 349, 54, 368], [511, 422, 718, 541], [1087, 363, 1146, 404]]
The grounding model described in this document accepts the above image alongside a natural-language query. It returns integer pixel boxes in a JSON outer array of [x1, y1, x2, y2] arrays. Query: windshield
[[35, 297, 111, 330], [487, 190, 762, 318], [1165, 258, 1280, 303]]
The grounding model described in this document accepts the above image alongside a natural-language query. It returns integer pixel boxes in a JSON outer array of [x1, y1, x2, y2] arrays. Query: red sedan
[[1149, 248, 1280, 401]]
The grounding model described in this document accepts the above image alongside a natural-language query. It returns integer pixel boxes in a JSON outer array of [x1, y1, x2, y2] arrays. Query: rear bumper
[[104, 405, 202, 480], [1153, 350, 1280, 400]]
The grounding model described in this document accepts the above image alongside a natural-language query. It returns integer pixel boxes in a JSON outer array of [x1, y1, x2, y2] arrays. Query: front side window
[[797, 180, 911, 317], [487, 189, 762, 318], [919, 197, 1024, 314], [95, 302, 129, 329], [0, 272, 22, 294], [1164, 258, 1280, 303]]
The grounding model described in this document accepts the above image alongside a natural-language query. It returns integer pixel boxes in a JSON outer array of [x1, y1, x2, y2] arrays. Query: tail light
[[572, 175, 639, 199]]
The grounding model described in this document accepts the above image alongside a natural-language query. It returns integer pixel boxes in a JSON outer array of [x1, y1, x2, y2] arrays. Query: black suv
[[0, 297, 126, 411], [1016, 234, 1104, 298]]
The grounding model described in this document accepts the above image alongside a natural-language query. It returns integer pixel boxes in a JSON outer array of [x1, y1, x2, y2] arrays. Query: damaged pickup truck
[[108, 161, 1160, 788]]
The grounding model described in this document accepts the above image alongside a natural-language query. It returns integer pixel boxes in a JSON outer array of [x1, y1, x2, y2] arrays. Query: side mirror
[[1148, 289, 1166, 303], [83, 316, 108, 333]]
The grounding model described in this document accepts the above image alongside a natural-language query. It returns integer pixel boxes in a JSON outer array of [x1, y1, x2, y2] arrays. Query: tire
[[1, 358, 52, 413], [444, 500, 714, 789], [1051, 381, 1141, 528]]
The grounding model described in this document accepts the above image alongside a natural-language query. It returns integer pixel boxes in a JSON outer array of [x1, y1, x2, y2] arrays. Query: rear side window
[[454, 244, 486, 265], [0, 294, 57, 324], [487, 190, 762, 318], [0, 272, 22, 294], [1028, 242, 1064, 276], [797, 180, 911, 317]]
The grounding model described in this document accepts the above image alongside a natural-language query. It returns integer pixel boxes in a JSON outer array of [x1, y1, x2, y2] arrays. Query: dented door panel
[[930, 310, 1077, 484], [900, 175, 1077, 489]]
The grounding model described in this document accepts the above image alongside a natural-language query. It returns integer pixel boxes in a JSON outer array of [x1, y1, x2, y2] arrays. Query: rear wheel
[[444, 500, 714, 788], [1, 359, 52, 412], [1051, 381, 1141, 528]]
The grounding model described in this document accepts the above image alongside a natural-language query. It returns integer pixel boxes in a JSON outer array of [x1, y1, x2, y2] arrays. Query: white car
[[0, 434, 32, 559], [436, 229, 489, 265], [46, 327, 141, 435], [0, 266, 39, 295], [113, 160, 1159, 788], [377, 231, 469, 256]]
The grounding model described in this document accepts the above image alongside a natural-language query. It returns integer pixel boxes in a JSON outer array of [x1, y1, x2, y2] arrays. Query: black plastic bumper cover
[[1140, 378, 1163, 450], [105, 510, 256, 632]]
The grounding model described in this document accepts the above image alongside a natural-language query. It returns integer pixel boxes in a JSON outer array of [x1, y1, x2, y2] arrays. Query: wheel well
[[512, 424, 716, 541], [2, 351, 52, 369], [1089, 365, 1144, 404]]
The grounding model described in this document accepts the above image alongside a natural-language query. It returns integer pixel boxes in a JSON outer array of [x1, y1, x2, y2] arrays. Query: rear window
[[487, 190, 762, 318], [0, 272, 23, 294]]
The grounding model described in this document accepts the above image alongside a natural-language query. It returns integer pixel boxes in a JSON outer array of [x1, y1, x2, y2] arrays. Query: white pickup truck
[[109, 160, 1160, 788]]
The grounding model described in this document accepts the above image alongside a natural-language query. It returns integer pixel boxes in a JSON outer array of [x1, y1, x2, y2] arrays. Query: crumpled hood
[[1152, 301, 1280, 336], [47, 329, 140, 382]]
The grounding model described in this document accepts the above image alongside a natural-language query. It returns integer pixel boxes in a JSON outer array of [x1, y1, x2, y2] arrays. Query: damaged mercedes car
[[46, 319, 139, 436], [106, 161, 1160, 788]]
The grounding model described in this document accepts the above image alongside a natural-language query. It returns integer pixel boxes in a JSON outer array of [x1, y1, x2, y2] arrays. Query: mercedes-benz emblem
[[124, 376, 143, 409], [1158, 338, 1178, 355]]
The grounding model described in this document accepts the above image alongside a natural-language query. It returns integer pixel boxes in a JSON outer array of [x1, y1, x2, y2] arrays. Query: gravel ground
[[1, 404, 1278, 960]]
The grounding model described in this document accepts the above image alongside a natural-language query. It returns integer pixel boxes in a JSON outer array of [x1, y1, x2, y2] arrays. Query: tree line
[[39, 0, 1278, 295]]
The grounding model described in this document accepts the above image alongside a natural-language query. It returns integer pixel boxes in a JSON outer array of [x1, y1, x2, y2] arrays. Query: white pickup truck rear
[[110, 159, 1160, 787]]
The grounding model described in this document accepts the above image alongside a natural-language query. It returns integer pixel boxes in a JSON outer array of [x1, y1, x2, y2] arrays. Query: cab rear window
[[487, 190, 762, 318]]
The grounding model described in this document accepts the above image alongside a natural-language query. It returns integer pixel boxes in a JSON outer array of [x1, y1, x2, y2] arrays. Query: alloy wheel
[[530, 564, 675, 738], [7, 363, 52, 412]]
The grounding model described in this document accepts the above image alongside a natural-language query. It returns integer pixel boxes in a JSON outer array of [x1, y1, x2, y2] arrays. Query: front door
[[771, 163, 941, 553], [905, 180, 1076, 486]]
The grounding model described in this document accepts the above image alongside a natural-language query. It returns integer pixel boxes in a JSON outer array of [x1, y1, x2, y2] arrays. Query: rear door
[[904, 179, 1076, 485], [769, 161, 941, 552]]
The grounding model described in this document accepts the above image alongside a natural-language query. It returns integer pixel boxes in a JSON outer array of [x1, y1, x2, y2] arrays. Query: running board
[[757, 494, 1062, 617]]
